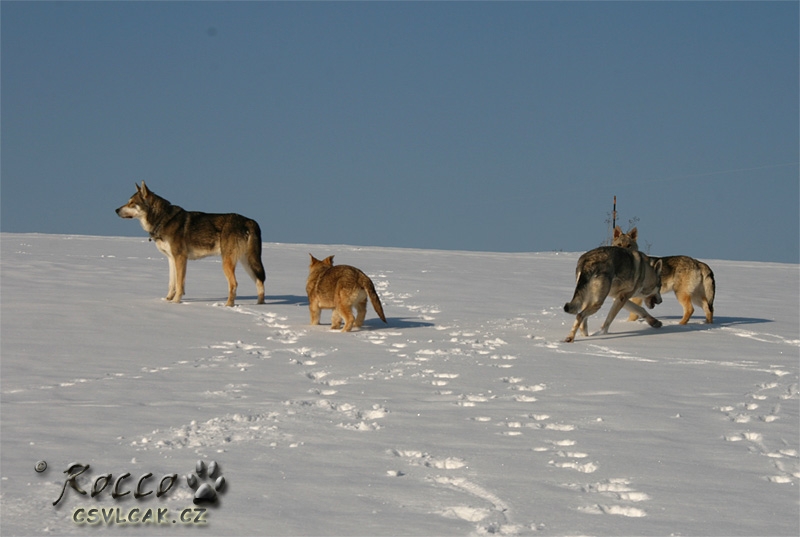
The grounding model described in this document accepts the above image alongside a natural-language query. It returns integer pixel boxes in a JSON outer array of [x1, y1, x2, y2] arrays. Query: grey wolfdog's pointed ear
[[628, 227, 638, 240], [139, 181, 149, 196], [324, 255, 334, 266]]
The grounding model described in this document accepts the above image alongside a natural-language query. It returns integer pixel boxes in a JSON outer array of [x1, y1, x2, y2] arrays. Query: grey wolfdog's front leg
[[165, 256, 177, 301], [623, 299, 662, 328], [565, 313, 587, 343]]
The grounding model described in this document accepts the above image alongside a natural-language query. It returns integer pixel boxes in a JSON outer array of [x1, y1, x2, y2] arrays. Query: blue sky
[[2, 1, 798, 263]]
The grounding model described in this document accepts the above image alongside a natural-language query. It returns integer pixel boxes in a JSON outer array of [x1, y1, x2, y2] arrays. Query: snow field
[[1, 234, 798, 536]]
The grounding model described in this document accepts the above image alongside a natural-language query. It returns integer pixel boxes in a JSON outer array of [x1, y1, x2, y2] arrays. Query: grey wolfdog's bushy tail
[[360, 273, 387, 323], [564, 271, 589, 314], [244, 220, 266, 283], [235, 218, 266, 300]]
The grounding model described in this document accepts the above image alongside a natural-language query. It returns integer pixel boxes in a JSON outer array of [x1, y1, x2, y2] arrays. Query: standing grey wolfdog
[[563, 246, 663, 342], [116, 181, 266, 306]]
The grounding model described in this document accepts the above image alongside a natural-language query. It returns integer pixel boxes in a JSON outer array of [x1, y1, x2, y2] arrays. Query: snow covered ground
[[1, 233, 798, 536]]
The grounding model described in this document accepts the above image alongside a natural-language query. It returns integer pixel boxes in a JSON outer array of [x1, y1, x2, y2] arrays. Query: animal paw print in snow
[[187, 460, 226, 505]]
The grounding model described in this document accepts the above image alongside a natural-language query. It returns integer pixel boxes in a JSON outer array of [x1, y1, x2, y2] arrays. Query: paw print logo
[[186, 460, 226, 505]]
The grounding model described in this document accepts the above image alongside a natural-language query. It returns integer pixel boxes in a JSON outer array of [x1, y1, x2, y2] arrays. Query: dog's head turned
[[115, 181, 152, 220], [643, 257, 663, 309]]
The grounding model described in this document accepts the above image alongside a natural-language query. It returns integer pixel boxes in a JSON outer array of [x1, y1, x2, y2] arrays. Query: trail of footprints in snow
[[118, 304, 386, 453], [275, 287, 546, 533], [229, 307, 304, 344], [113, 310, 302, 452], [403, 325, 645, 520], [126, 412, 299, 453], [48, 314, 295, 395], [11, 338, 272, 394], [374, 274, 441, 322], [280, 273, 466, 432], [430, 340, 646, 522], [181, 274, 430, 435], [388, 449, 541, 534], [542, 438, 650, 517], [570, 479, 650, 518], [721, 380, 800, 484], [495, 366, 652, 518], [287, 345, 392, 432], [122, 311, 354, 453]]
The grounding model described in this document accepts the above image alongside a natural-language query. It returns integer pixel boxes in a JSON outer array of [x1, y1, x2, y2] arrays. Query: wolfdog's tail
[[245, 219, 267, 284], [564, 271, 588, 314], [360, 273, 387, 323], [701, 262, 715, 314]]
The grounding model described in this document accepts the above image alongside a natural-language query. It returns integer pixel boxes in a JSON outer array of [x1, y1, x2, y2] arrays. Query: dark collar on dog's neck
[[147, 220, 162, 241], [148, 221, 166, 242], [147, 204, 179, 242]]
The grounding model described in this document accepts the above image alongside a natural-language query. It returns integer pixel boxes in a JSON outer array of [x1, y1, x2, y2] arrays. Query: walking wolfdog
[[306, 254, 387, 332], [116, 182, 266, 306], [563, 246, 663, 342], [612, 227, 715, 324]]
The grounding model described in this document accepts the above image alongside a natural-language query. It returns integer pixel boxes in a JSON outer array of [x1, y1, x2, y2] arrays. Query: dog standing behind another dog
[[612, 226, 715, 324], [306, 254, 387, 332], [116, 181, 266, 306], [563, 246, 663, 342]]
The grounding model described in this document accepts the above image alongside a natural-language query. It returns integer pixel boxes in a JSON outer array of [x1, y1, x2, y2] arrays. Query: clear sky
[[2, 1, 798, 263]]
